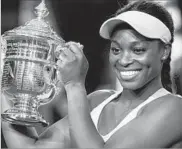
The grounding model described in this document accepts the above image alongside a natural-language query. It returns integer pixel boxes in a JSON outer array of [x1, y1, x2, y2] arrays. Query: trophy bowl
[[1, 0, 65, 127]]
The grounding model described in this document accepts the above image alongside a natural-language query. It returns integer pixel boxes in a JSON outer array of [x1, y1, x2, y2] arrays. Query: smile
[[119, 70, 141, 80]]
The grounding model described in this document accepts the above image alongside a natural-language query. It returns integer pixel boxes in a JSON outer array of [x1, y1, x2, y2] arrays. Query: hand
[[56, 41, 89, 85]]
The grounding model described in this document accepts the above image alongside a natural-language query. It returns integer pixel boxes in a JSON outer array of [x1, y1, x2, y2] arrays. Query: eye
[[133, 48, 146, 54], [110, 47, 121, 55]]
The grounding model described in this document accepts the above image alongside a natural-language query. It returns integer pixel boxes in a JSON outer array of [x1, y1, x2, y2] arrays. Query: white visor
[[99, 11, 172, 44]]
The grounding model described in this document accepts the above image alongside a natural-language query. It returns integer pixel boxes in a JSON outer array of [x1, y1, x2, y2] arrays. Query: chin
[[119, 79, 146, 91], [120, 75, 160, 91], [121, 82, 141, 90]]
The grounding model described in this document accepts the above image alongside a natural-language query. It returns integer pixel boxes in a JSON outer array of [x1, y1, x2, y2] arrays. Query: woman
[[59, 0, 182, 148], [2, 0, 182, 148]]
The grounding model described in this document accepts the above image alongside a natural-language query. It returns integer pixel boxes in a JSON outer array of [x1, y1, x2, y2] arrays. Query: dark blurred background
[[1, 0, 182, 148]]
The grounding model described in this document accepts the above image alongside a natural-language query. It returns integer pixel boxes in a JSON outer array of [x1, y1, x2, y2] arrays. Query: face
[[109, 29, 164, 90]]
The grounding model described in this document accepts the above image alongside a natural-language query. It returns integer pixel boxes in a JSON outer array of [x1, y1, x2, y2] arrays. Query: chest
[[97, 102, 137, 136]]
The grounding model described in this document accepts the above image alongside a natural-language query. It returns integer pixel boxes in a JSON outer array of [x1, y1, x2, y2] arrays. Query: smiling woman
[[109, 28, 167, 91], [2, 0, 182, 148], [65, 0, 182, 148]]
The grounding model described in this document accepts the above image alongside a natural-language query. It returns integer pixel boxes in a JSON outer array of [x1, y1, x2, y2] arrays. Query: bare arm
[[2, 122, 38, 148], [1, 93, 38, 148], [65, 83, 105, 148], [1, 92, 70, 148], [55, 41, 104, 148], [2, 117, 71, 148]]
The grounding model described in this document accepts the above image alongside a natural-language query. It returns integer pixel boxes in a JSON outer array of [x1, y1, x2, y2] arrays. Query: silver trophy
[[1, 0, 65, 127]]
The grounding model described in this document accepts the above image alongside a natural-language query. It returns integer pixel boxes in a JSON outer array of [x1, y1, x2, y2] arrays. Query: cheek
[[109, 53, 116, 66], [138, 53, 162, 73]]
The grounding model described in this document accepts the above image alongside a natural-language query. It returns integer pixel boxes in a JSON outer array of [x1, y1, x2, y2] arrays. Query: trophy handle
[[38, 64, 61, 105], [37, 83, 57, 105]]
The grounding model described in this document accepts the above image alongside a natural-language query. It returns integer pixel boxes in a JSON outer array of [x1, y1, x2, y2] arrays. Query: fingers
[[63, 47, 76, 60], [54, 42, 88, 85], [65, 41, 84, 56], [55, 41, 84, 61], [58, 52, 68, 62], [55, 46, 67, 59]]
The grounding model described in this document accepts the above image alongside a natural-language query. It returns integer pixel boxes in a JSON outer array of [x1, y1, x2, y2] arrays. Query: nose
[[118, 51, 133, 67]]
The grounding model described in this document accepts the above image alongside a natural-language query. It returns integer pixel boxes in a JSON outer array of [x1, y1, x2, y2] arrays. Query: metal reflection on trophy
[[1, 0, 65, 127]]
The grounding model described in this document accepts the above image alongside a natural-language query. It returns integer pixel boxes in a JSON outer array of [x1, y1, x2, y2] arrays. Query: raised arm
[[56, 41, 105, 148], [65, 82, 104, 148]]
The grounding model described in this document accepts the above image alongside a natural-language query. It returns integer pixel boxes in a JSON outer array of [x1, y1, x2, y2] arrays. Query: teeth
[[120, 70, 140, 76]]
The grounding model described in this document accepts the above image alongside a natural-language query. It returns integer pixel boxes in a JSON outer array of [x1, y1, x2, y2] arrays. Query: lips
[[119, 70, 141, 80]]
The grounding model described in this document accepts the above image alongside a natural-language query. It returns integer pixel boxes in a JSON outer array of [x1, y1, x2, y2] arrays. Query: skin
[[62, 29, 182, 148], [2, 29, 182, 148], [109, 29, 164, 90]]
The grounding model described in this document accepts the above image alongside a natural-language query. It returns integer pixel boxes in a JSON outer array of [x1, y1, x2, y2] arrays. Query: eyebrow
[[110, 39, 120, 46], [110, 39, 149, 46]]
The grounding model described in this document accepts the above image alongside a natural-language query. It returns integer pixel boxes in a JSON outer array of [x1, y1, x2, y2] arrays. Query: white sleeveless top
[[90, 88, 170, 142]]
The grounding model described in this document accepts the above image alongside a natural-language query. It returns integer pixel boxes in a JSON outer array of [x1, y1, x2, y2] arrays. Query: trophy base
[[1, 109, 49, 127]]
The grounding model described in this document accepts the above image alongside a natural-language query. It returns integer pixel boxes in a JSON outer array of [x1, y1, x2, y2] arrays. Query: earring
[[162, 50, 169, 60], [162, 55, 167, 60]]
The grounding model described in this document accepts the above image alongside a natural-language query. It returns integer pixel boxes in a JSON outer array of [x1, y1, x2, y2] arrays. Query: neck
[[121, 76, 163, 102]]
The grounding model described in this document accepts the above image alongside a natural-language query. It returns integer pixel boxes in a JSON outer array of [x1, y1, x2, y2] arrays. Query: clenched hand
[[56, 41, 89, 86]]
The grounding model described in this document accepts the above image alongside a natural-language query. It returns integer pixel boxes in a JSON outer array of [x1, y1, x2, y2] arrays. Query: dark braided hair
[[114, 0, 174, 92]]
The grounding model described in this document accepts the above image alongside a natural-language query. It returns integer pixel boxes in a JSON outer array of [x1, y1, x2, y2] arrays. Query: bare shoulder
[[143, 93, 182, 116], [105, 94, 182, 148], [140, 93, 182, 135], [87, 89, 116, 110]]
